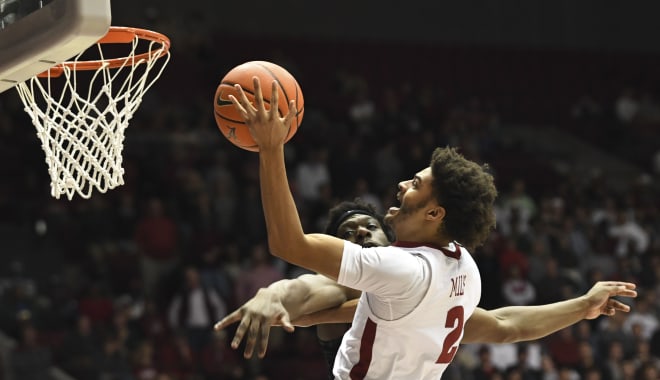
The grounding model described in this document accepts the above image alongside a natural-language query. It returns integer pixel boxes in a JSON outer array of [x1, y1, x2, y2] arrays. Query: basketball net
[[15, 27, 170, 200]]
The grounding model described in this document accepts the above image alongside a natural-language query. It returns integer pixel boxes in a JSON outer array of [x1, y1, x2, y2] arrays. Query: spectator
[[131, 340, 158, 380], [597, 311, 637, 358], [197, 247, 234, 307], [97, 333, 135, 380], [347, 78, 376, 136], [473, 345, 502, 380], [539, 354, 559, 380], [498, 179, 537, 238], [622, 292, 659, 341], [58, 314, 102, 379], [603, 340, 625, 380], [351, 177, 383, 214], [608, 211, 650, 258], [167, 266, 227, 352], [157, 334, 199, 380], [9, 324, 53, 380], [209, 174, 238, 236], [534, 257, 575, 305], [575, 341, 608, 380], [498, 237, 530, 279], [501, 265, 536, 306], [237, 182, 268, 244], [233, 243, 286, 306], [507, 344, 542, 380], [294, 147, 331, 206], [137, 299, 170, 346], [545, 327, 581, 369], [200, 331, 244, 380], [77, 282, 115, 327], [134, 197, 180, 299]]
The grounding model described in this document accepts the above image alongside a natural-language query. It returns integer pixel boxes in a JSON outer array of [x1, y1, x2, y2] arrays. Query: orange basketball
[[213, 61, 304, 152]]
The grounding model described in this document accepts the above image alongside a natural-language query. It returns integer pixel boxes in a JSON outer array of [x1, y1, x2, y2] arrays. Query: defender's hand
[[214, 288, 295, 358]]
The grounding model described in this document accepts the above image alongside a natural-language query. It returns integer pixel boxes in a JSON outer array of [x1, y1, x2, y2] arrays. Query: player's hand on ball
[[229, 76, 297, 152]]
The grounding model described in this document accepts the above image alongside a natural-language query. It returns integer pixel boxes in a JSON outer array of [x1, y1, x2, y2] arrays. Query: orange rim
[[38, 26, 170, 77]]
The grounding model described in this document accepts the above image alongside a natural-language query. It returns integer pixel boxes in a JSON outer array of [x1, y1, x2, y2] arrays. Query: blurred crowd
[[1, 29, 660, 380]]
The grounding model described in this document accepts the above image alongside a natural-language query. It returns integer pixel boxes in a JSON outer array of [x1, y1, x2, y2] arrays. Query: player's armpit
[[291, 298, 359, 327], [461, 307, 509, 344]]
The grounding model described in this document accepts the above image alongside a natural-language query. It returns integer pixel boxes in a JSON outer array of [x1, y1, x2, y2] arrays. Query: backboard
[[0, 0, 111, 93]]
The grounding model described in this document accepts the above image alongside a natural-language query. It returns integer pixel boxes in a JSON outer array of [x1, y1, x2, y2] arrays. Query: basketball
[[213, 61, 304, 152]]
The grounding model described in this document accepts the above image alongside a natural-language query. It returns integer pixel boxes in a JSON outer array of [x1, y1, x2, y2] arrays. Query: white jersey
[[334, 241, 481, 380]]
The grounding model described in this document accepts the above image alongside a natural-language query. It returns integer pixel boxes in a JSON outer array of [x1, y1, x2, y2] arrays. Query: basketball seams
[[253, 62, 291, 106], [216, 118, 257, 151], [215, 61, 303, 152], [214, 110, 244, 125]]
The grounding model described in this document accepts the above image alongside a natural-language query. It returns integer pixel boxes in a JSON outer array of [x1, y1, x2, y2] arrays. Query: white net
[[15, 28, 170, 200]]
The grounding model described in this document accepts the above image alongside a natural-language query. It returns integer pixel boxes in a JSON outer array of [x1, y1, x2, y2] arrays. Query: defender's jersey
[[334, 241, 481, 380]]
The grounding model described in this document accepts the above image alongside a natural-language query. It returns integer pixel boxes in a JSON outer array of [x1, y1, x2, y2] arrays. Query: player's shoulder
[[395, 241, 465, 257]]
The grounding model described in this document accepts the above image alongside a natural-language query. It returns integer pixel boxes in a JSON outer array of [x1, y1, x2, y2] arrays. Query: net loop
[[15, 26, 170, 200]]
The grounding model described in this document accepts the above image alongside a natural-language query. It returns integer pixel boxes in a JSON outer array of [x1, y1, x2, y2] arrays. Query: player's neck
[[396, 229, 451, 248]]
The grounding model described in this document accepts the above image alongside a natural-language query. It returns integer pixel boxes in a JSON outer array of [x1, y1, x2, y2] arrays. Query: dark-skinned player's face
[[336, 214, 390, 248]]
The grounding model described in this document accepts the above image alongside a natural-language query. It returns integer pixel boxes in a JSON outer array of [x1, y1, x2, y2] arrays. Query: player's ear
[[426, 206, 445, 221]]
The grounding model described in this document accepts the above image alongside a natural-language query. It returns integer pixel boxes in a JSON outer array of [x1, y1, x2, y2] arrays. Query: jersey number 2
[[436, 305, 464, 364]]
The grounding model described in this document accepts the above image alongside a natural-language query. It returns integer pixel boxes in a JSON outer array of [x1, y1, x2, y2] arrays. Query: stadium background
[[0, 1, 659, 379]]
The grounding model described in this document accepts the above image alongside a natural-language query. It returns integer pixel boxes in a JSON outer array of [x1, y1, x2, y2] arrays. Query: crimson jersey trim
[[349, 318, 377, 380], [392, 241, 462, 259]]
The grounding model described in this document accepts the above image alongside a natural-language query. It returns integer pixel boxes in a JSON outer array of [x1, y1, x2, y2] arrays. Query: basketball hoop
[[15, 26, 171, 200]]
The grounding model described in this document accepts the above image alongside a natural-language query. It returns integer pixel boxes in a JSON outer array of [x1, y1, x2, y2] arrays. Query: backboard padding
[[0, 0, 110, 93]]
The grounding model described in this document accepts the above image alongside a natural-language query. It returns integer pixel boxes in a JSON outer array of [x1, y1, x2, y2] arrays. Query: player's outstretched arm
[[292, 298, 359, 327], [230, 77, 345, 279], [214, 274, 357, 358], [462, 281, 637, 344]]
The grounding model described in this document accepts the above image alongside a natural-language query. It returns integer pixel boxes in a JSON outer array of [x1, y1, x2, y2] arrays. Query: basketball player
[[215, 199, 637, 379], [218, 199, 394, 379], [222, 77, 636, 380]]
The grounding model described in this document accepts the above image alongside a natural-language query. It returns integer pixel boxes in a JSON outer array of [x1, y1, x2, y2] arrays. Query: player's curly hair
[[324, 198, 396, 243], [430, 147, 497, 249]]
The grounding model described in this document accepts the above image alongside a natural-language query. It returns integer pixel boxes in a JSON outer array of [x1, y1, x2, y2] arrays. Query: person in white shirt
[[168, 266, 227, 351]]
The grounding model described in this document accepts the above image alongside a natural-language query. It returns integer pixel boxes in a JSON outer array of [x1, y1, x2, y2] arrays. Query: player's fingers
[[608, 299, 631, 312], [620, 282, 636, 289], [232, 84, 256, 114], [611, 284, 637, 298], [243, 318, 261, 358], [231, 316, 250, 349], [604, 306, 615, 316], [282, 100, 297, 126], [257, 321, 271, 358], [269, 80, 279, 119], [252, 76, 266, 113], [228, 94, 249, 118], [279, 313, 295, 333], [214, 311, 241, 330]]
